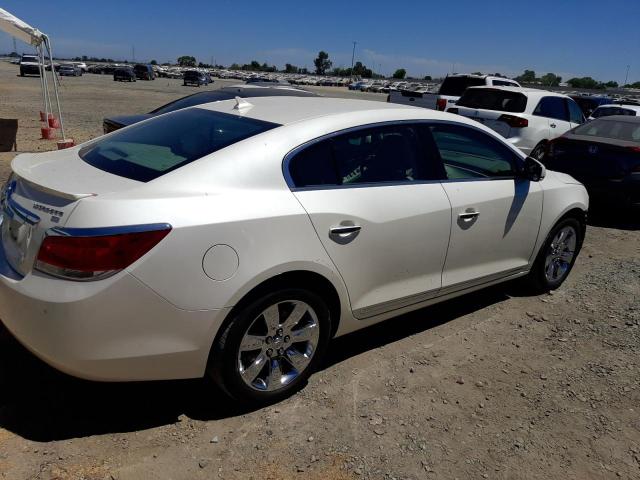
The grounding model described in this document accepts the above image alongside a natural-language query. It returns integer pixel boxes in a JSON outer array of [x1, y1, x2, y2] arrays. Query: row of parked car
[[386, 74, 639, 209]]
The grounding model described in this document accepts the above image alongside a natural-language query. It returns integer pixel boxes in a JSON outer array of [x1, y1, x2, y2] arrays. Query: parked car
[[449, 87, 585, 159], [545, 115, 640, 208], [0, 97, 587, 404], [73, 62, 88, 72], [348, 81, 367, 91], [58, 63, 82, 76], [389, 74, 521, 110], [19, 54, 40, 76], [103, 84, 319, 133], [588, 104, 640, 120], [113, 67, 136, 82], [569, 95, 613, 118], [183, 70, 211, 87], [133, 64, 155, 80]]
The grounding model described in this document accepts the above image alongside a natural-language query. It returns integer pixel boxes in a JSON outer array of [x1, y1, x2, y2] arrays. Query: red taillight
[[436, 98, 447, 111], [498, 114, 528, 128], [627, 146, 640, 153], [36, 226, 171, 280], [447, 107, 459, 114]]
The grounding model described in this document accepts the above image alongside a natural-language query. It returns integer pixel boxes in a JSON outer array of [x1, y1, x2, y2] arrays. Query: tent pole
[[37, 44, 47, 121], [45, 36, 66, 140]]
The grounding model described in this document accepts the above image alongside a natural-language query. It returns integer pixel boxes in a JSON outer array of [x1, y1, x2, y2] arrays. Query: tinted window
[[439, 77, 486, 96], [592, 106, 637, 118], [151, 92, 235, 114], [573, 119, 640, 141], [429, 124, 518, 179], [492, 80, 519, 87], [80, 109, 279, 182], [567, 99, 585, 124], [533, 97, 569, 121], [288, 124, 443, 187], [457, 88, 527, 113]]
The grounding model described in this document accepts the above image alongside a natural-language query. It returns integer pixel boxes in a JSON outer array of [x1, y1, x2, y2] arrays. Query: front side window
[[81, 108, 279, 182], [288, 124, 444, 188], [429, 124, 519, 179], [533, 97, 569, 121]]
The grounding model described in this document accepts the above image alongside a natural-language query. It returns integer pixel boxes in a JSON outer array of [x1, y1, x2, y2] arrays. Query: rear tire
[[208, 288, 332, 405], [525, 217, 583, 293]]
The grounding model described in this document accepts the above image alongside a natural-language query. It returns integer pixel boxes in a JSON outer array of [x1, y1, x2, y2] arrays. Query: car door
[[427, 122, 543, 289], [533, 96, 572, 139], [287, 123, 451, 319]]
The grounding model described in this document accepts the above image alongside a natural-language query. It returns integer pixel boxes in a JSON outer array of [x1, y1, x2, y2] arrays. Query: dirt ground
[[0, 61, 638, 480]]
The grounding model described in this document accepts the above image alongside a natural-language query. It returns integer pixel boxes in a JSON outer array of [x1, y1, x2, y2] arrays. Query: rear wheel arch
[[211, 270, 343, 355]]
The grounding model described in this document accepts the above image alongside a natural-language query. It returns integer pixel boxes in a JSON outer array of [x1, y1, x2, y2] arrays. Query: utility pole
[[12, 37, 17, 54], [624, 65, 630, 87], [351, 41, 357, 77]]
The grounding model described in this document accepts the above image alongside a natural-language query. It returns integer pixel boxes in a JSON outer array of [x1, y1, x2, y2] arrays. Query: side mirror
[[522, 156, 546, 182]]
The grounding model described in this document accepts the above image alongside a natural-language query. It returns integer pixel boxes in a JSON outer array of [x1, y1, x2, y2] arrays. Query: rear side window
[[288, 124, 445, 188], [80, 108, 279, 182], [592, 106, 637, 118], [429, 124, 518, 179], [533, 97, 569, 121], [457, 89, 527, 113], [439, 77, 486, 96]]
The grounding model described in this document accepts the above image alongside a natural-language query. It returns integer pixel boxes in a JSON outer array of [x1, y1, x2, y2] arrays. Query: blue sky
[[1, 0, 638, 82]]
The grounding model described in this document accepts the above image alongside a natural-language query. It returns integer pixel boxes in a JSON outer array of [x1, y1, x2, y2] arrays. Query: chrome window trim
[[282, 119, 525, 191]]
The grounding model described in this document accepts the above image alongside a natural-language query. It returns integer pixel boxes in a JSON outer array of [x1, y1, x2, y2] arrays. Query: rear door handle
[[550, 123, 557, 128], [330, 225, 362, 235], [458, 211, 480, 220]]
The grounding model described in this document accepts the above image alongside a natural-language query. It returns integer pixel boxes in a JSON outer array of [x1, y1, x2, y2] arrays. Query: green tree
[[177, 55, 196, 67], [540, 72, 562, 86], [284, 63, 299, 73], [567, 77, 603, 89], [352, 61, 373, 78], [516, 69, 536, 83], [392, 68, 407, 79], [313, 51, 332, 75], [604, 81, 618, 88], [150, 59, 157, 65], [424, 75, 432, 81]]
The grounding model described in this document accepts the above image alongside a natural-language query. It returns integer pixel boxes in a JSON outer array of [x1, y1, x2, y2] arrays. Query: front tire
[[208, 288, 331, 405], [525, 217, 583, 292]]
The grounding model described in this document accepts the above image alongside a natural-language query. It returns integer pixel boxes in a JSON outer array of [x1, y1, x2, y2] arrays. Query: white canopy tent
[[0, 7, 68, 142]]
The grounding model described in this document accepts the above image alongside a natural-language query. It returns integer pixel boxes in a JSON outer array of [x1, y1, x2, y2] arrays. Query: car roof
[[594, 104, 640, 111], [465, 86, 567, 98], [195, 96, 420, 125]]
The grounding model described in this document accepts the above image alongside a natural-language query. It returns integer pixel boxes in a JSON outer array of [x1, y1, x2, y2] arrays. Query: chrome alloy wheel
[[544, 226, 577, 283], [237, 300, 320, 392]]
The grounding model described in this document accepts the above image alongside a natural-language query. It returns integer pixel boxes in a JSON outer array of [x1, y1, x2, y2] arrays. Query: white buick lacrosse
[[0, 97, 587, 404]]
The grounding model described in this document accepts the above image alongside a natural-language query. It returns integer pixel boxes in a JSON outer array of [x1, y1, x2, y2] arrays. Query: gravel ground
[[0, 61, 638, 480]]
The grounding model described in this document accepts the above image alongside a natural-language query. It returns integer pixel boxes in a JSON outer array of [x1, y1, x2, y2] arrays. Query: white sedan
[[0, 97, 588, 404]]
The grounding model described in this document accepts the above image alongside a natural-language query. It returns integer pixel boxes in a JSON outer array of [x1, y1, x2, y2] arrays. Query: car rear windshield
[[457, 89, 527, 113], [184, 71, 200, 78], [592, 106, 637, 118], [572, 118, 640, 142], [80, 108, 279, 182], [151, 92, 235, 114], [438, 77, 486, 96]]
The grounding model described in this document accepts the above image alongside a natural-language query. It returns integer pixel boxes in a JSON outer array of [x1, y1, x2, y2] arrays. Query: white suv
[[449, 87, 585, 159]]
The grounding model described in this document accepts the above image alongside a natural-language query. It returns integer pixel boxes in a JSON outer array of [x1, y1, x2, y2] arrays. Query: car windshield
[[439, 77, 486, 96], [151, 92, 235, 114], [80, 108, 279, 181], [457, 89, 527, 113], [572, 118, 640, 142]]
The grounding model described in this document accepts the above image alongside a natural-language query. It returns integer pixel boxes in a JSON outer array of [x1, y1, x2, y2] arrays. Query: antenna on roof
[[234, 97, 253, 112]]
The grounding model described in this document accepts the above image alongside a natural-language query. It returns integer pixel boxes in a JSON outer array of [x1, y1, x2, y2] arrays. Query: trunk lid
[[1, 148, 140, 277], [455, 107, 513, 138]]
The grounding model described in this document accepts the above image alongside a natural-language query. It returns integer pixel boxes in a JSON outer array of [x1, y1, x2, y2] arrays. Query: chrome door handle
[[458, 211, 480, 220], [550, 123, 557, 128], [330, 225, 362, 235]]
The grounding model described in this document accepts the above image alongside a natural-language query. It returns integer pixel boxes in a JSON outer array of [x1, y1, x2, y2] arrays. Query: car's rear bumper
[[0, 267, 229, 382]]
